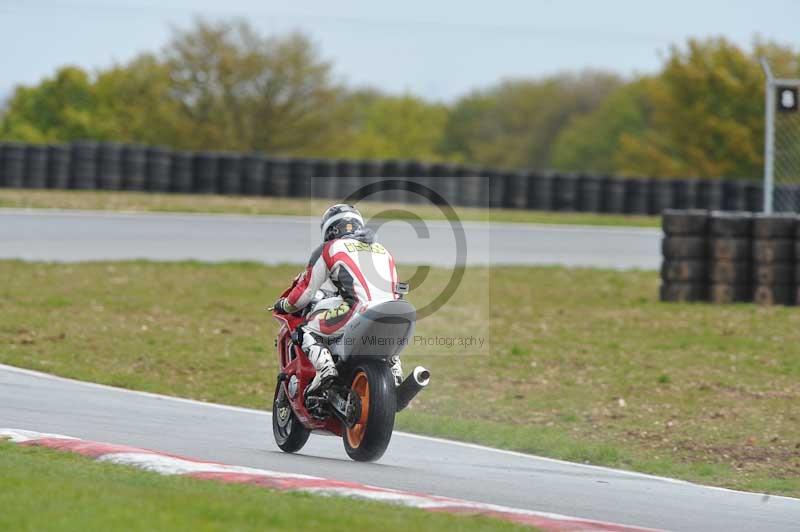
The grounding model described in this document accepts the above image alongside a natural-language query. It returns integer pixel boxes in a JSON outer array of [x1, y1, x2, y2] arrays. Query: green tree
[[0, 20, 349, 155], [551, 79, 651, 174], [335, 90, 449, 160], [615, 38, 800, 179], [440, 71, 622, 169], [0, 66, 100, 142], [164, 19, 345, 154], [0, 58, 187, 146], [92, 55, 186, 146]]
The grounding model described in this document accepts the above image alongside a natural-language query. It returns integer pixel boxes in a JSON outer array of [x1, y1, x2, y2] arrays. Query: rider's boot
[[303, 333, 338, 396], [389, 355, 403, 386]]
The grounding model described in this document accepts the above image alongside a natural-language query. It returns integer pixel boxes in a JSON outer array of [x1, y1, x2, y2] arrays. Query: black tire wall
[[0, 142, 779, 218]]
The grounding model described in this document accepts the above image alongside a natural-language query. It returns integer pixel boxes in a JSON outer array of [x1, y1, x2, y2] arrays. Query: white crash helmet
[[320, 204, 364, 241]]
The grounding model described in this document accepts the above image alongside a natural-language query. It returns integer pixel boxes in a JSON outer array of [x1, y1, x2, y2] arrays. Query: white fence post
[[760, 58, 775, 214]]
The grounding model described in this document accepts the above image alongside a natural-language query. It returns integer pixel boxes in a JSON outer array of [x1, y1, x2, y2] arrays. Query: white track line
[[1, 362, 797, 503]]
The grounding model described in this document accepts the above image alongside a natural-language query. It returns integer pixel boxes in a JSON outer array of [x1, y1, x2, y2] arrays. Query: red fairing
[[285, 264, 313, 307], [285, 242, 333, 310], [272, 294, 343, 436], [272, 285, 305, 331]]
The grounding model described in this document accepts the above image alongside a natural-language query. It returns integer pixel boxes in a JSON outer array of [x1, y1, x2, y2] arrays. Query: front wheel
[[343, 361, 396, 462], [272, 380, 311, 453]]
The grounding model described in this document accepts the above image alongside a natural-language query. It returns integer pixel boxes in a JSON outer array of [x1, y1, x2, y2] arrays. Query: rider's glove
[[273, 297, 293, 314]]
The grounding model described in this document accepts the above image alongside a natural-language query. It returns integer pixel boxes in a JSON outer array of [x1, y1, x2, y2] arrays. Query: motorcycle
[[270, 280, 430, 462]]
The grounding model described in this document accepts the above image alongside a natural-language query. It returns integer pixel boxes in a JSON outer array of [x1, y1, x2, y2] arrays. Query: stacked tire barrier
[[660, 209, 709, 302], [241, 153, 267, 196], [1, 142, 26, 188], [0, 139, 790, 215], [147, 147, 172, 193], [708, 212, 753, 304], [47, 145, 70, 189], [24, 144, 48, 189], [97, 142, 122, 190], [797, 223, 800, 305], [70, 141, 98, 189], [752, 215, 796, 305], [660, 210, 799, 306], [171, 151, 194, 194], [193, 151, 218, 194], [122, 145, 147, 191]]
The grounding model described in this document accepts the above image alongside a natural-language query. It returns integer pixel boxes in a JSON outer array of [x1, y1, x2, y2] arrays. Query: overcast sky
[[1, 0, 797, 102]]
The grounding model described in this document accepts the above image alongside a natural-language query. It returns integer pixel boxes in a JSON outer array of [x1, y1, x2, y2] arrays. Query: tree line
[[1, 19, 798, 180]]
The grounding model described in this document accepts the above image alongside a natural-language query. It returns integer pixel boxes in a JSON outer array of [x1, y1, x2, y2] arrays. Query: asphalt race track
[[6, 209, 796, 530], [0, 209, 660, 269], [2, 365, 798, 531]]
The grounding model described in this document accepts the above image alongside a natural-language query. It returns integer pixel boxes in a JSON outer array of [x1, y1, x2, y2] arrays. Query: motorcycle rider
[[274, 204, 403, 395]]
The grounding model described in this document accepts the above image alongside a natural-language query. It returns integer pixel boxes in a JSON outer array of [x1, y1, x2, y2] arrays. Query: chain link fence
[[774, 87, 800, 211], [762, 59, 800, 213]]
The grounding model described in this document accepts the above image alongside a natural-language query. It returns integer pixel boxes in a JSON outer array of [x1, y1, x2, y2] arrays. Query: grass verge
[[1, 261, 798, 497], [0, 188, 660, 227], [0, 441, 524, 532]]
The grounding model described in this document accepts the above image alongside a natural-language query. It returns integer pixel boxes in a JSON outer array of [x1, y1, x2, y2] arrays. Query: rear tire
[[272, 381, 311, 453], [343, 361, 396, 462]]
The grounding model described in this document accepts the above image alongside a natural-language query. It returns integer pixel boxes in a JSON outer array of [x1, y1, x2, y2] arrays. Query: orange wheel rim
[[346, 371, 369, 448]]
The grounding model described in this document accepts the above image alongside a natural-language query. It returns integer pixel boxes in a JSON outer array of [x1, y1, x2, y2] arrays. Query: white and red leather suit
[[285, 230, 398, 338]]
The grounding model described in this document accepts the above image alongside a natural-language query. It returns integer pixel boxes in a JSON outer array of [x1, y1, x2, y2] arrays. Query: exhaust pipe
[[396, 366, 430, 412]]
